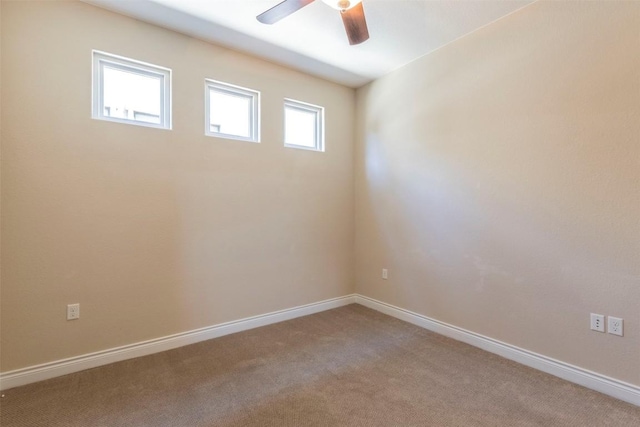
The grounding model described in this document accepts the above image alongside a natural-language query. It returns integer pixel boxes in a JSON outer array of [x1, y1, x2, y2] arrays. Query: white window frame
[[92, 50, 172, 129], [284, 98, 324, 152], [205, 79, 260, 143]]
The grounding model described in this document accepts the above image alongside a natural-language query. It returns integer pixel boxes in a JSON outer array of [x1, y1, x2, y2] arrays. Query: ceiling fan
[[257, 0, 369, 46]]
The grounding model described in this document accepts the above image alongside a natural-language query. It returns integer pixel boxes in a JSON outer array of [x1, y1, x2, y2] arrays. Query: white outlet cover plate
[[67, 303, 80, 320], [607, 316, 623, 336]]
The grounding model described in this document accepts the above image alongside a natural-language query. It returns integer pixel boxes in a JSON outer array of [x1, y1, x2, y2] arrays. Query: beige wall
[[0, 1, 355, 372], [355, 1, 640, 385]]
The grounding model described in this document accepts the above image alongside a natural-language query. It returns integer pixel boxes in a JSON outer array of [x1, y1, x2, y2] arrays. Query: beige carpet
[[0, 304, 638, 426]]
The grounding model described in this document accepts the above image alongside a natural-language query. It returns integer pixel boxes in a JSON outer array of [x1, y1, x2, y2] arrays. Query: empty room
[[1, 0, 638, 425]]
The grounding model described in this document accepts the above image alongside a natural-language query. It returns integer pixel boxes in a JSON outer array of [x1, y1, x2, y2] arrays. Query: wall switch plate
[[67, 303, 80, 320], [382, 269, 388, 280], [607, 316, 623, 336], [590, 313, 605, 332]]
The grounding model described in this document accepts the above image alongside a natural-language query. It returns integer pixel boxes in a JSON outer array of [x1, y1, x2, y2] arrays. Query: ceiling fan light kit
[[257, 0, 370, 46], [321, 0, 362, 11]]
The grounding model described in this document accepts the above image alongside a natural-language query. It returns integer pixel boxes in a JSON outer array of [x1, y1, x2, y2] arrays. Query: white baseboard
[[355, 294, 640, 407], [0, 294, 357, 391], [3, 293, 638, 408]]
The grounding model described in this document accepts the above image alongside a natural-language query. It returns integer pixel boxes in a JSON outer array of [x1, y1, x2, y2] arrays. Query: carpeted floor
[[0, 304, 638, 426]]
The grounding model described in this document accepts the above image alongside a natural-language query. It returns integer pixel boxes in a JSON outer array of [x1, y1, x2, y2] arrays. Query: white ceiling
[[86, 0, 535, 88]]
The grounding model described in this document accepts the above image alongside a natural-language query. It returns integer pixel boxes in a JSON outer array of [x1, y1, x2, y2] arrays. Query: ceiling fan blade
[[340, 2, 369, 45], [257, 0, 316, 24]]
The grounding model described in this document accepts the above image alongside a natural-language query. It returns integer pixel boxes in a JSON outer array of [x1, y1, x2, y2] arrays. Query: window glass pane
[[103, 66, 162, 124], [285, 107, 316, 148], [209, 90, 251, 138]]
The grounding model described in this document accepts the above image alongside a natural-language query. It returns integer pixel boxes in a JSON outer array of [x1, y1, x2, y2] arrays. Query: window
[[284, 99, 324, 152], [92, 51, 171, 129], [205, 79, 260, 142]]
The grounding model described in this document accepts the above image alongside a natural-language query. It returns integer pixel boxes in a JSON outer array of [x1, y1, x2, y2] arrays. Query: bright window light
[[205, 80, 260, 142], [284, 99, 324, 152], [92, 51, 171, 129]]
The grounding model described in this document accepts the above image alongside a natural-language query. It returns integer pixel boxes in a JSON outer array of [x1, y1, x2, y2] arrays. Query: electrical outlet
[[608, 316, 623, 336], [382, 268, 388, 280], [590, 313, 605, 332], [67, 303, 80, 320]]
